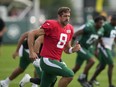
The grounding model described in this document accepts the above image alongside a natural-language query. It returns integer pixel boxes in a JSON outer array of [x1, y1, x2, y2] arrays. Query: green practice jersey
[[101, 22, 116, 50], [79, 22, 104, 49]]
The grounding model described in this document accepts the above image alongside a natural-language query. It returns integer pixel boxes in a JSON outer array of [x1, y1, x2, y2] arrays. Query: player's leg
[[57, 63, 74, 87], [19, 58, 57, 87], [40, 71, 56, 87], [8, 52, 31, 80], [79, 57, 94, 79], [58, 63, 74, 87], [31, 65, 42, 87], [33, 58, 56, 87], [82, 58, 95, 80], [31, 68, 40, 87], [0, 48, 31, 87], [40, 57, 74, 87], [89, 47, 107, 86], [72, 52, 84, 74], [81, 57, 94, 80], [19, 74, 39, 87], [34, 58, 58, 87], [34, 69, 38, 78], [19, 49, 39, 87], [105, 48, 115, 87], [19, 59, 41, 87], [108, 64, 114, 87], [89, 63, 106, 86], [76, 48, 94, 87], [20, 75, 56, 87], [9, 67, 24, 80], [30, 78, 41, 85], [78, 48, 95, 80], [21, 58, 70, 87]]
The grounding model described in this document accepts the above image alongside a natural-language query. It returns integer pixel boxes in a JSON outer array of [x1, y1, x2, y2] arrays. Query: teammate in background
[[0, 32, 43, 87], [89, 15, 116, 87], [65, 16, 104, 87], [0, 18, 6, 56], [27, 7, 80, 87], [87, 15, 107, 86]]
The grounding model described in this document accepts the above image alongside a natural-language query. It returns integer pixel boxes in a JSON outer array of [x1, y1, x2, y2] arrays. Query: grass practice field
[[0, 45, 116, 87]]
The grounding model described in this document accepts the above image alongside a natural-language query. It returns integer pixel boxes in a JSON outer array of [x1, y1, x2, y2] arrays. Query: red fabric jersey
[[40, 20, 74, 61]]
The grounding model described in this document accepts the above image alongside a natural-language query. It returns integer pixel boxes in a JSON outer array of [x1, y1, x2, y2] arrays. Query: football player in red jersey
[[28, 7, 81, 87]]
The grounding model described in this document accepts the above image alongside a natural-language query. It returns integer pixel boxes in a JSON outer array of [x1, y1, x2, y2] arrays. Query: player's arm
[[98, 28, 105, 49], [73, 24, 85, 38], [74, 29, 84, 38], [94, 37, 101, 57], [64, 40, 81, 54], [72, 27, 84, 45], [99, 37, 105, 48], [34, 35, 44, 54], [71, 29, 84, 45], [12, 32, 29, 59], [28, 28, 45, 60], [94, 36, 105, 58]]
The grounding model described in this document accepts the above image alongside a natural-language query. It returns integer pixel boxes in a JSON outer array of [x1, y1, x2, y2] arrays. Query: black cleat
[[78, 78, 90, 87], [88, 82, 94, 87], [109, 85, 116, 87]]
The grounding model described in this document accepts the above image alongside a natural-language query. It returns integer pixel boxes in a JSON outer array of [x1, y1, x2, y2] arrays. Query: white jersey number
[[110, 30, 116, 38], [86, 34, 98, 44], [57, 33, 67, 48]]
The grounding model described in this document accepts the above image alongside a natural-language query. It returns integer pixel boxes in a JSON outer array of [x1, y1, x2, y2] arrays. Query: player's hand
[[72, 42, 81, 52], [29, 52, 38, 60], [12, 51, 19, 59]]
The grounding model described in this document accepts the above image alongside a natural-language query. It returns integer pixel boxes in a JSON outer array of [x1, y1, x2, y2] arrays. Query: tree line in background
[[40, 0, 76, 23]]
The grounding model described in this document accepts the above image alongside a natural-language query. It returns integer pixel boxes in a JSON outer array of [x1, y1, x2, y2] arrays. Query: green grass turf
[[0, 45, 116, 87]]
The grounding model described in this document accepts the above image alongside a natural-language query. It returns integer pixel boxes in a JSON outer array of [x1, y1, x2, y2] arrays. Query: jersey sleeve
[[40, 20, 54, 36], [69, 25, 74, 41], [65, 25, 74, 48], [83, 25, 91, 33]]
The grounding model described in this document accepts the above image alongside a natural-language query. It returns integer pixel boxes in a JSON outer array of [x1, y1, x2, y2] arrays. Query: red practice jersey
[[40, 20, 74, 61]]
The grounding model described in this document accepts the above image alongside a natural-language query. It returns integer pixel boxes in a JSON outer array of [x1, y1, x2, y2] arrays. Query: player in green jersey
[[63, 16, 104, 87], [0, 32, 43, 87], [87, 16, 107, 86], [89, 15, 116, 87]]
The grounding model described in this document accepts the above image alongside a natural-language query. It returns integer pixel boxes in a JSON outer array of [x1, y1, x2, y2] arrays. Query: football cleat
[[109, 85, 116, 87], [88, 82, 94, 87], [31, 83, 38, 87], [78, 78, 90, 87], [92, 79, 100, 86], [0, 80, 8, 87], [19, 74, 31, 87]]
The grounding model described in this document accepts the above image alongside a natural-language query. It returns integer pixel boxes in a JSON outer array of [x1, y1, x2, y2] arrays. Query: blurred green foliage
[[40, 0, 76, 20]]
